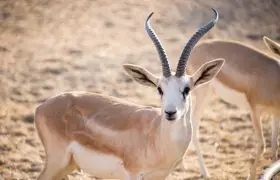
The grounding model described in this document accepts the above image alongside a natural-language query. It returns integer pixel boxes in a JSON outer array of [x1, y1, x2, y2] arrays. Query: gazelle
[[187, 36, 280, 179], [35, 9, 224, 180]]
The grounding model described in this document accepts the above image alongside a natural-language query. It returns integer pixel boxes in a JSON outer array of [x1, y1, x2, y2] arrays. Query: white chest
[[165, 119, 192, 167], [69, 141, 125, 179], [69, 142, 173, 179]]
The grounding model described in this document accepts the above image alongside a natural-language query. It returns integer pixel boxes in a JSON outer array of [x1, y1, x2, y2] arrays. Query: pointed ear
[[190, 58, 225, 89], [122, 64, 158, 87], [263, 36, 280, 56]]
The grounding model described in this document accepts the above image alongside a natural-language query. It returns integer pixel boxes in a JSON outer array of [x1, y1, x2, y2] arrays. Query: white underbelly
[[69, 141, 125, 179], [212, 80, 250, 109]]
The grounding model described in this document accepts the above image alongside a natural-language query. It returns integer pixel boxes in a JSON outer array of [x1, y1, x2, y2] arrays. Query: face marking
[[182, 86, 190, 100], [157, 86, 163, 96], [123, 59, 224, 122], [157, 76, 191, 121]]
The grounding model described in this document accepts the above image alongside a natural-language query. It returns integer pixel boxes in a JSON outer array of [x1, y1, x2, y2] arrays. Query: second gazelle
[[188, 35, 280, 179]]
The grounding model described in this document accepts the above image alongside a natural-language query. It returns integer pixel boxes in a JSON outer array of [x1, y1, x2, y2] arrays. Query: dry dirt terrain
[[1, 0, 280, 179]]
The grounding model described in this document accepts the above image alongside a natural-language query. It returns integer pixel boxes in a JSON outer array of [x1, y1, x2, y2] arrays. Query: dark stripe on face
[[182, 86, 190, 100]]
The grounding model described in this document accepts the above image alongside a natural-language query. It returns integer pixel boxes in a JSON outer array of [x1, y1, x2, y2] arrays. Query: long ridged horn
[[175, 8, 219, 77], [145, 12, 171, 77]]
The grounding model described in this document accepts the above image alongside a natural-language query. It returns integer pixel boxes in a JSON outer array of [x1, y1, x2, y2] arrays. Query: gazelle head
[[123, 9, 224, 121]]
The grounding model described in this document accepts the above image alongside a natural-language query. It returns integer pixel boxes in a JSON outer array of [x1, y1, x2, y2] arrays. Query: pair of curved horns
[[145, 8, 219, 77]]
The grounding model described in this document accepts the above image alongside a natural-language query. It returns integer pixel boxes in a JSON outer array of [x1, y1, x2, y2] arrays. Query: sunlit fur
[[35, 59, 224, 180], [187, 37, 280, 179]]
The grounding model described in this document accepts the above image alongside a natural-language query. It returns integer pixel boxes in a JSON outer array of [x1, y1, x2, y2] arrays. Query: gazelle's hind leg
[[35, 106, 77, 180], [191, 84, 214, 178], [247, 105, 265, 180], [38, 145, 75, 180], [55, 157, 77, 180], [271, 114, 280, 162]]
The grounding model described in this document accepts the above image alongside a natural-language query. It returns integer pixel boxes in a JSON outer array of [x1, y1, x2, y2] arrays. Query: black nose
[[165, 111, 177, 116]]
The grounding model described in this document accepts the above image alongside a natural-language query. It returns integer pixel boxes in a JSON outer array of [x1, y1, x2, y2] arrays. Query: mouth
[[165, 116, 176, 121]]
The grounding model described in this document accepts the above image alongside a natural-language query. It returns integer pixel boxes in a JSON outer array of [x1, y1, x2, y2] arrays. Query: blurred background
[[0, 0, 280, 179]]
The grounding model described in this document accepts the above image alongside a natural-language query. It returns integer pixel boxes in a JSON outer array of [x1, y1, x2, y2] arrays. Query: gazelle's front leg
[[248, 105, 265, 180], [190, 85, 212, 178], [271, 114, 280, 162]]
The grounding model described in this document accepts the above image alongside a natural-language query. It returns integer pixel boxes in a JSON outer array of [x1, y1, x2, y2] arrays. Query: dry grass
[[0, 0, 280, 179]]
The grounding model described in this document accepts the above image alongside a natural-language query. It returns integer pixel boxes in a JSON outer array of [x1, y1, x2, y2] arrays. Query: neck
[[140, 103, 192, 170], [158, 101, 192, 154]]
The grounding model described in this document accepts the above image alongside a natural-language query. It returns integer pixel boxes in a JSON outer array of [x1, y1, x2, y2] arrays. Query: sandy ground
[[1, 0, 280, 179]]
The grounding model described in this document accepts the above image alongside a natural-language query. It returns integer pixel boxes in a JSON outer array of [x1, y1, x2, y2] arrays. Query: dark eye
[[183, 87, 190, 95], [157, 86, 163, 96], [182, 86, 190, 99]]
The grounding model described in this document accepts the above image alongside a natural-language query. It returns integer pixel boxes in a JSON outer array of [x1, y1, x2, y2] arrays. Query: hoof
[[200, 172, 211, 179]]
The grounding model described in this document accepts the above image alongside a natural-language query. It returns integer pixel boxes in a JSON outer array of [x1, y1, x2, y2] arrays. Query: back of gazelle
[[188, 40, 280, 103], [187, 37, 280, 180]]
